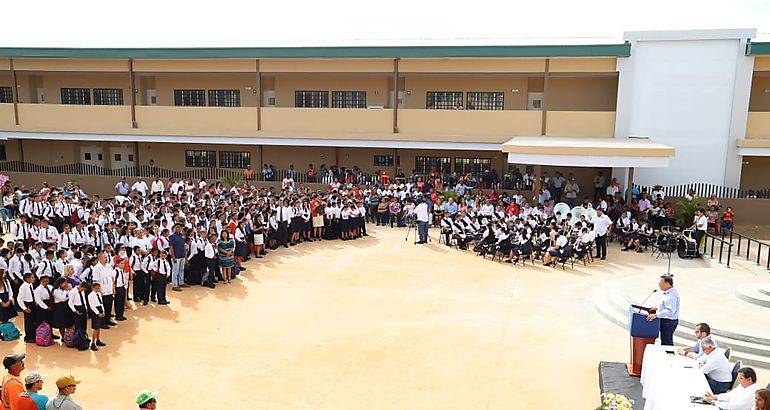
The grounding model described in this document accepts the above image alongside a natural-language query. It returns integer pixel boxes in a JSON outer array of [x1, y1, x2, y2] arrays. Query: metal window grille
[[454, 158, 492, 175], [466, 91, 504, 110], [93, 88, 124, 105], [426, 91, 463, 110], [295, 90, 329, 108], [0, 87, 12, 103], [61, 88, 91, 105], [219, 151, 251, 169], [373, 155, 394, 167], [174, 89, 206, 107], [185, 150, 216, 167], [207, 89, 241, 107], [332, 91, 366, 108], [415, 156, 451, 174]]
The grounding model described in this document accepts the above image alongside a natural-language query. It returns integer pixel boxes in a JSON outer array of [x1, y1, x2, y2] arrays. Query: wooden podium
[[627, 304, 660, 376]]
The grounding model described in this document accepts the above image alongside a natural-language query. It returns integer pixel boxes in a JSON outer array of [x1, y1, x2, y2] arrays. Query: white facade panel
[[614, 30, 756, 189]]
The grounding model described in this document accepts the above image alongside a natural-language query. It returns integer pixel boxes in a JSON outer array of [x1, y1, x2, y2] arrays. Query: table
[[641, 344, 714, 410]]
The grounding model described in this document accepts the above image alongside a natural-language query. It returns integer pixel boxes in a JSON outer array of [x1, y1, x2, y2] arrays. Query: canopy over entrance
[[502, 136, 676, 168]]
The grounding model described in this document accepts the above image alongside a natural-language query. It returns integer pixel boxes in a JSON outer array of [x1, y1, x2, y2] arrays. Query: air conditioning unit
[[263, 90, 276, 107], [527, 92, 543, 111]]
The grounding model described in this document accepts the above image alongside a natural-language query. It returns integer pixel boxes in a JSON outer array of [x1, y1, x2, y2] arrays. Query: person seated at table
[[703, 367, 760, 410], [698, 337, 733, 394], [678, 322, 718, 360], [754, 389, 769, 410]]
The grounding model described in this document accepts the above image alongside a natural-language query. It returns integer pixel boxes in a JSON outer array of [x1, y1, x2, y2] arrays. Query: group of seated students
[[679, 322, 770, 410]]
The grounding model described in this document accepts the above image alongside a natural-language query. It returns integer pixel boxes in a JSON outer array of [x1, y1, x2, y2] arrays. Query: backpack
[[35, 322, 53, 346], [63, 327, 76, 348], [0, 322, 20, 341], [72, 329, 91, 351], [70, 211, 80, 225]]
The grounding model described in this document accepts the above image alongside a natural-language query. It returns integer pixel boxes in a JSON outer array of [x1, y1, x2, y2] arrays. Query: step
[[759, 284, 770, 297], [736, 284, 770, 309]]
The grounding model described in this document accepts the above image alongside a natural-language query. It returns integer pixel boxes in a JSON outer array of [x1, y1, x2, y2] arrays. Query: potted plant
[[595, 392, 634, 410], [675, 196, 700, 228]]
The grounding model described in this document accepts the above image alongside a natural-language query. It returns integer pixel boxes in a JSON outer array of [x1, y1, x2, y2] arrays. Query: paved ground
[[4, 225, 769, 409]]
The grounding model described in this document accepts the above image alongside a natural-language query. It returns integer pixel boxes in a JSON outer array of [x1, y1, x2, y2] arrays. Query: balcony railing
[[135, 106, 257, 132], [398, 109, 542, 141], [0, 104, 14, 128], [746, 112, 770, 138], [545, 111, 616, 138], [261, 107, 393, 133], [17, 103, 131, 130]]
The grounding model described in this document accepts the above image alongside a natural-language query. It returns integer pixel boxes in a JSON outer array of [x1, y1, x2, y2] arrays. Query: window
[[426, 91, 463, 110], [454, 158, 492, 175], [128, 154, 134, 162], [114, 154, 122, 161], [174, 89, 206, 107], [97, 153, 103, 161], [332, 91, 366, 108], [93, 88, 124, 105], [0, 144, 6, 161], [219, 151, 251, 169], [373, 155, 394, 167], [295, 90, 328, 108], [208, 89, 240, 107], [84, 153, 92, 161], [415, 156, 451, 174], [466, 91, 504, 110], [0, 87, 12, 103], [61, 88, 91, 105], [185, 150, 216, 167]]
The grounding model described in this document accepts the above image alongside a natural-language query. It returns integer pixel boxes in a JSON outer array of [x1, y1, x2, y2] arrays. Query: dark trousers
[[706, 376, 732, 395], [74, 309, 87, 331], [23, 309, 36, 341], [360, 218, 367, 236], [205, 258, 217, 286], [102, 294, 114, 321], [595, 234, 607, 258], [659, 318, 678, 346], [114, 287, 126, 319], [155, 275, 168, 303], [277, 222, 289, 246], [692, 230, 705, 254], [34, 304, 52, 327], [417, 221, 429, 243], [133, 271, 148, 302]]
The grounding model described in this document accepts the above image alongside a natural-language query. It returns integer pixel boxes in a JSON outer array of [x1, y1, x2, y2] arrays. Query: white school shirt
[[16, 282, 35, 310], [53, 288, 69, 304], [114, 267, 128, 289], [150, 258, 171, 277], [35, 259, 56, 279], [87, 291, 104, 315], [68, 288, 86, 313], [130, 254, 148, 272], [34, 284, 53, 309], [204, 242, 216, 259], [131, 237, 153, 253]]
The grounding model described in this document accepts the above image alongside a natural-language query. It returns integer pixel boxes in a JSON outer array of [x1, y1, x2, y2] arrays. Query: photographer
[[414, 196, 430, 244]]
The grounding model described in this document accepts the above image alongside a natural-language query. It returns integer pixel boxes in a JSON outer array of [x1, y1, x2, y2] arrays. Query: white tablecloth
[[641, 344, 714, 410]]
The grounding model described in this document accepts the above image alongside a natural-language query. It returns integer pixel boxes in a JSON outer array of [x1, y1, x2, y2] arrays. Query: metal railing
[[701, 232, 734, 267], [634, 182, 770, 200], [721, 229, 770, 271]]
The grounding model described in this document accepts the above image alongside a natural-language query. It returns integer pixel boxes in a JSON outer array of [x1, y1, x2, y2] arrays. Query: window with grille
[[415, 156, 451, 174], [454, 158, 492, 175], [426, 91, 463, 110], [208, 89, 241, 107], [373, 155, 394, 167], [93, 88, 124, 105], [332, 91, 366, 108], [0, 144, 6, 161], [295, 90, 328, 108], [174, 89, 206, 106], [185, 150, 216, 167], [219, 151, 251, 169], [466, 91, 504, 110], [0, 87, 12, 103], [61, 88, 91, 105]]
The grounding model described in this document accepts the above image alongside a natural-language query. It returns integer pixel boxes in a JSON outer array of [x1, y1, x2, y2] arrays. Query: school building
[[0, 28, 769, 195]]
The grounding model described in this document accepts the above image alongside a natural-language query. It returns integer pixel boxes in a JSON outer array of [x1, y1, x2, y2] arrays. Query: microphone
[[638, 289, 658, 310]]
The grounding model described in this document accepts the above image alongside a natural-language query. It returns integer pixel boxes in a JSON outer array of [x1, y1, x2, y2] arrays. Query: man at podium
[[646, 275, 680, 345]]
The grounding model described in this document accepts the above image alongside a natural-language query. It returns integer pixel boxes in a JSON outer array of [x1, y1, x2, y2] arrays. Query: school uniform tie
[[96, 294, 104, 314]]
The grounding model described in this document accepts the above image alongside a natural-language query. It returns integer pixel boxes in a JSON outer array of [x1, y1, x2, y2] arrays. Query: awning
[[736, 138, 770, 156], [502, 136, 675, 168]]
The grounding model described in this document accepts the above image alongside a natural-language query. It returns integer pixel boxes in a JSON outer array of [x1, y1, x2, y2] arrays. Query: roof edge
[[748, 41, 770, 56], [0, 43, 631, 59]]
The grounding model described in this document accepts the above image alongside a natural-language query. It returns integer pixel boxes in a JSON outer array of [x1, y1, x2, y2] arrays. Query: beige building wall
[[22, 140, 80, 165], [271, 75, 390, 107], [261, 145, 335, 171], [547, 77, 618, 111], [150, 75, 260, 107], [401, 76, 530, 110], [0, 72, 11, 88], [137, 142, 261, 169], [749, 75, 770, 111], [261, 59, 393, 73], [740, 156, 770, 189], [399, 58, 545, 73]]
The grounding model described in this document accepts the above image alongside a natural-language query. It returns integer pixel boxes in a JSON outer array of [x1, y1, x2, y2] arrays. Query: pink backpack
[[35, 322, 53, 347]]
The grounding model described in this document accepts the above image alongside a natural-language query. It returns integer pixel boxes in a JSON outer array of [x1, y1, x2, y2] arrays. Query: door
[[146, 89, 157, 106]]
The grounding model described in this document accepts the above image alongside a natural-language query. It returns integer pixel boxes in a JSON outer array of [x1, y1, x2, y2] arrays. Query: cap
[[55, 375, 81, 389], [24, 371, 47, 384], [2, 353, 25, 369], [136, 390, 160, 406]]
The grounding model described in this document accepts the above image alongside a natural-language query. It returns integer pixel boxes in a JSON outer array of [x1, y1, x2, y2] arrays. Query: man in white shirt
[[150, 177, 165, 196], [592, 208, 612, 260], [91, 253, 117, 328], [703, 366, 760, 410], [698, 337, 734, 394], [413, 197, 430, 244], [132, 177, 149, 197], [203, 234, 217, 289], [593, 171, 606, 203], [693, 207, 708, 253], [130, 229, 153, 255]]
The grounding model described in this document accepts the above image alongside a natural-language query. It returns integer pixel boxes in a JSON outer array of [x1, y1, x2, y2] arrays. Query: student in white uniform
[[87, 282, 107, 351], [17, 273, 37, 343]]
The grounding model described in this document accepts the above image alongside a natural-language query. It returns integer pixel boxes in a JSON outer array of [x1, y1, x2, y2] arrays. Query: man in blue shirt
[[20, 371, 49, 410], [647, 274, 680, 346], [114, 177, 130, 196], [168, 224, 187, 291], [444, 198, 458, 217]]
